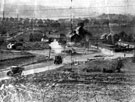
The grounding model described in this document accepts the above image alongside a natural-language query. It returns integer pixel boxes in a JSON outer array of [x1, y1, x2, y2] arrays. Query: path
[[0, 47, 134, 81]]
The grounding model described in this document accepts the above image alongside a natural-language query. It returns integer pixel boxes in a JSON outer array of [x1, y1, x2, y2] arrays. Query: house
[[116, 41, 135, 48]]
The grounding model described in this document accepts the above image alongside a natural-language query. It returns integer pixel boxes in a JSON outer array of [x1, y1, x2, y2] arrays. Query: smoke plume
[[49, 39, 63, 54]]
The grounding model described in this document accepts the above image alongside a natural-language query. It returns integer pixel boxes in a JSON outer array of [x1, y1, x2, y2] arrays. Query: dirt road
[[0, 47, 134, 81], [0, 49, 98, 81], [0, 48, 135, 102]]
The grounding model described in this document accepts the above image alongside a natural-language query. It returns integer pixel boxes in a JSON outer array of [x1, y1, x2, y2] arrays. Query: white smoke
[[49, 39, 63, 54], [100, 48, 114, 56]]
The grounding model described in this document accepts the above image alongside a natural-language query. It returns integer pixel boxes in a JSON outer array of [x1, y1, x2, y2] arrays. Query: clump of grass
[[81, 58, 124, 73]]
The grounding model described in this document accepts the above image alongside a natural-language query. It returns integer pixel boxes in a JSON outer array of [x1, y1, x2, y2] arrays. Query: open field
[[0, 49, 53, 70], [0, 50, 34, 61], [0, 57, 135, 102]]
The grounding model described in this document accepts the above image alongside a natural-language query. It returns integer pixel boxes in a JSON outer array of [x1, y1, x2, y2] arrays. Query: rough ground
[[0, 47, 134, 102], [0, 50, 34, 61], [1, 58, 135, 102]]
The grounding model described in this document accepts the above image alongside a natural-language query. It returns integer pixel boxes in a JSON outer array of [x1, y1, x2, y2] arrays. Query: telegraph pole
[[2, 0, 5, 20], [1, 0, 5, 21], [70, 0, 73, 33], [3, 9, 5, 21], [70, 0, 73, 65], [16, 9, 19, 21]]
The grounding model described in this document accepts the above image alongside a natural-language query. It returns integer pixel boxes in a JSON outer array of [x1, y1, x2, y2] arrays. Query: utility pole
[[70, 0, 73, 65], [0, 0, 5, 22], [16, 9, 19, 21], [70, 0, 73, 33], [133, 45, 135, 62], [2, 0, 5, 21], [2, 9, 5, 21], [0, 0, 5, 50], [32, 0, 37, 35], [48, 46, 51, 59]]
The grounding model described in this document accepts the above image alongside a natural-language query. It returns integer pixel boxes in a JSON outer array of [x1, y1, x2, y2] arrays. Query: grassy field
[[0, 49, 53, 70], [0, 58, 135, 102], [0, 50, 34, 61]]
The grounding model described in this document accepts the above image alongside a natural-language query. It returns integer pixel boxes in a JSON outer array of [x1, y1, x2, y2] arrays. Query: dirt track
[[0, 47, 134, 81], [1, 58, 135, 102]]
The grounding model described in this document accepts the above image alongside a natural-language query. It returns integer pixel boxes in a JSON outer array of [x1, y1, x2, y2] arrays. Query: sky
[[0, 0, 135, 18], [2, 0, 130, 7], [4, 0, 134, 13], [0, 0, 125, 7]]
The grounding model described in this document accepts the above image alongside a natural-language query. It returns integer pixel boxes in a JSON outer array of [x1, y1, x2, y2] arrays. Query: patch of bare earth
[[1, 58, 135, 102]]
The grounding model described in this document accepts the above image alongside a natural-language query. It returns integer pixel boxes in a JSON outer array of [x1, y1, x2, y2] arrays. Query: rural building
[[71, 22, 92, 43], [100, 31, 134, 45], [116, 41, 135, 48]]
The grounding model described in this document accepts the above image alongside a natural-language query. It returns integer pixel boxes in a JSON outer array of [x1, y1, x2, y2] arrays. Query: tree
[[113, 34, 120, 43], [0, 36, 4, 46], [119, 31, 128, 41], [83, 19, 89, 24]]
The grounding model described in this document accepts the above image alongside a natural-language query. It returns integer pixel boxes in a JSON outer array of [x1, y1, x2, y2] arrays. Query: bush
[[83, 58, 124, 73], [23, 42, 50, 50]]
